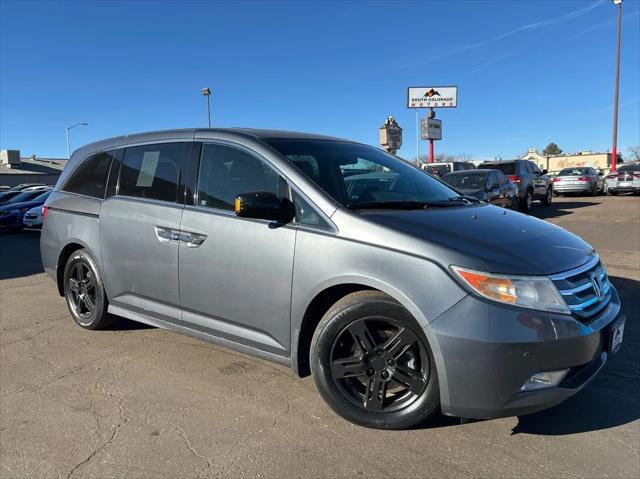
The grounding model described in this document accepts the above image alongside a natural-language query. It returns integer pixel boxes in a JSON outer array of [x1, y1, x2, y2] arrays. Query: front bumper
[[428, 286, 622, 419], [0, 213, 24, 229]]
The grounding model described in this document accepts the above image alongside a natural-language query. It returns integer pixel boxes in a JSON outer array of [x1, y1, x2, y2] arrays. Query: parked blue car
[[0, 190, 51, 231]]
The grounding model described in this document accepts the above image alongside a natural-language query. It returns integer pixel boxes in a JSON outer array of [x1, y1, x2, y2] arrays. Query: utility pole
[[611, 0, 623, 172], [201, 87, 212, 127], [428, 108, 435, 163]]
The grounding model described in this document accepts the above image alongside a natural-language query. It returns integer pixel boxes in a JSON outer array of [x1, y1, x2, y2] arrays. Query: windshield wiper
[[445, 195, 481, 204], [348, 199, 469, 210], [347, 200, 430, 210]]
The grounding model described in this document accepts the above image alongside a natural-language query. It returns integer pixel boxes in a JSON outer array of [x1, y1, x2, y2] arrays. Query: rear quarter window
[[62, 151, 114, 198]]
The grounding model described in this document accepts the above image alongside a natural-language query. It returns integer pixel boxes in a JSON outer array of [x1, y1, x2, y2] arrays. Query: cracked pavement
[[1, 195, 639, 478]]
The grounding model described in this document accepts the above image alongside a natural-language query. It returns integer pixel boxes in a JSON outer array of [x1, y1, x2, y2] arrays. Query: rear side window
[[62, 151, 114, 198], [119, 143, 187, 202]]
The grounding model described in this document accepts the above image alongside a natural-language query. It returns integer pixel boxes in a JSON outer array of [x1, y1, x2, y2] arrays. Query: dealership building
[[521, 147, 621, 173]]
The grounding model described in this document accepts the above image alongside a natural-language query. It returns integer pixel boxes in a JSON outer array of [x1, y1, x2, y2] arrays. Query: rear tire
[[63, 249, 113, 330], [519, 189, 534, 213], [310, 291, 440, 429]]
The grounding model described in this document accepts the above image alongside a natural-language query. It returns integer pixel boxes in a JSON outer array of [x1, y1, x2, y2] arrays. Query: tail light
[[508, 175, 521, 184], [552, 177, 560, 182], [42, 205, 48, 223], [577, 177, 590, 182], [606, 174, 617, 179]]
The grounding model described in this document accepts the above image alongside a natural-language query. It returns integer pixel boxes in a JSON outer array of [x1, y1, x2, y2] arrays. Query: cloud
[[397, 0, 604, 70], [568, 9, 639, 38], [471, 53, 511, 75]]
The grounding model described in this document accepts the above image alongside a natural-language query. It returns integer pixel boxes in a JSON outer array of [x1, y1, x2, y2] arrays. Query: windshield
[[264, 139, 460, 208], [33, 190, 51, 201], [479, 163, 515, 175], [559, 168, 589, 176], [443, 173, 487, 190]]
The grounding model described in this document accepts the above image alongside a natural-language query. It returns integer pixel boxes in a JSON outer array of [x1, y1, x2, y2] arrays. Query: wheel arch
[[291, 277, 431, 378], [56, 241, 95, 296]]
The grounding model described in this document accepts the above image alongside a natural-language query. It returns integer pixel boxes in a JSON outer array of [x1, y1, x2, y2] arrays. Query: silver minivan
[[41, 129, 625, 429]]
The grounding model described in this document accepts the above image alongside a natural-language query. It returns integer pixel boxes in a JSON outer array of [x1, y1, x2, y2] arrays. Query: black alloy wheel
[[330, 317, 429, 412], [63, 249, 113, 329], [68, 262, 97, 321], [311, 291, 440, 429]]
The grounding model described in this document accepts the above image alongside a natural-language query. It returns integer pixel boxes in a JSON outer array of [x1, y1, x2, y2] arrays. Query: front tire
[[63, 249, 113, 330], [310, 291, 440, 429], [541, 187, 552, 206]]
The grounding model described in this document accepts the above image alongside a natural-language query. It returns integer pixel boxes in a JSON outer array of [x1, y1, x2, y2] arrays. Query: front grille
[[550, 256, 612, 323]]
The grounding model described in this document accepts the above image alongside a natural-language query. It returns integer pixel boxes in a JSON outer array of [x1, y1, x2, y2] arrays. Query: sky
[[1, 0, 639, 161]]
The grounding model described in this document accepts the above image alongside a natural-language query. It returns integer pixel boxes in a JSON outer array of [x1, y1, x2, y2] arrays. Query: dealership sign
[[379, 116, 403, 154], [407, 86, 457, 108], [421, 118, 442, 140]]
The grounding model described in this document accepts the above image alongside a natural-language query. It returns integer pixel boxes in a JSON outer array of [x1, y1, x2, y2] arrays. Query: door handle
[[154, 226, 180, 244], [178, 231, 207, 248]]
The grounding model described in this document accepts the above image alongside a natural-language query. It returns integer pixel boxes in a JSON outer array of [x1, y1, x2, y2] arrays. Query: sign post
[[379, 116, 402, 155], [407, 86, 457, 164]]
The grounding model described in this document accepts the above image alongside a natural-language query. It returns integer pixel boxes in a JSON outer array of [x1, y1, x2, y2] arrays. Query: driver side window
[[197, 144, 282, 211]]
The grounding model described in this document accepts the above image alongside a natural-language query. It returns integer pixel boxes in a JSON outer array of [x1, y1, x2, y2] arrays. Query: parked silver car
[[22, 205, 43, 229], [552, 167, 603, 196], [40, 129, 624, 429], [604, 162, 640, 195]]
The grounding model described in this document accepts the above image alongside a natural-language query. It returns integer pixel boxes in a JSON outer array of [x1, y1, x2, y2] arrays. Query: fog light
[[520, 369, 569, 391]]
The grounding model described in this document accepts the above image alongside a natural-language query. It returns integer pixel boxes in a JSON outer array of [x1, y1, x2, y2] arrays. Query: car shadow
[[104, 315, 156, 331], [533, 201, 598, 220], [0, 230, 45, 280], [511, 275, 639, 436]]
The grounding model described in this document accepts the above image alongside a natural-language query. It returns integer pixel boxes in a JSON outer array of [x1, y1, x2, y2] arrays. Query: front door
[[100, 141, 190, 323], [179, 142, 295, 355]]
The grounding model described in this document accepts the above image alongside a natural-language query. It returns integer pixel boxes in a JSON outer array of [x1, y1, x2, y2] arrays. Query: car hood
[[361, 204, 594, 275], [0, 199, 46, 213]]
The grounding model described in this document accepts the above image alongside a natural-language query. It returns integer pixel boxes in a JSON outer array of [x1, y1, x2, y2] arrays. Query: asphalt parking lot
[[1, 195, 639, 479]]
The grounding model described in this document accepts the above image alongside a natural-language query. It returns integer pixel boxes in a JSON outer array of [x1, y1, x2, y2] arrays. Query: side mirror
[[485, 183, 498, 192], [234, 191, 295, 224], [542, 169, 548, 175]]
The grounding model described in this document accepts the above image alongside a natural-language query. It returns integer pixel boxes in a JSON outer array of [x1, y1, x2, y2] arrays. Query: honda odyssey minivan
[[41, 128, 625, 429]]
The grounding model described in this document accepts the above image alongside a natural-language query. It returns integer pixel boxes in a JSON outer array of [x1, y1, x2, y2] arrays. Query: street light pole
[[201, 87, 212, 127], [611, 0, 623, 172], [66, 122, 88, 158]]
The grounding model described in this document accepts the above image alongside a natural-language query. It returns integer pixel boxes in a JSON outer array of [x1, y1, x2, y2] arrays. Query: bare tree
[[628, 145, 640, 161]]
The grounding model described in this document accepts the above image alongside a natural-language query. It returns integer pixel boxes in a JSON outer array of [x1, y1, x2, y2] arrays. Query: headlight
[[451, 266, 570, 314]]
